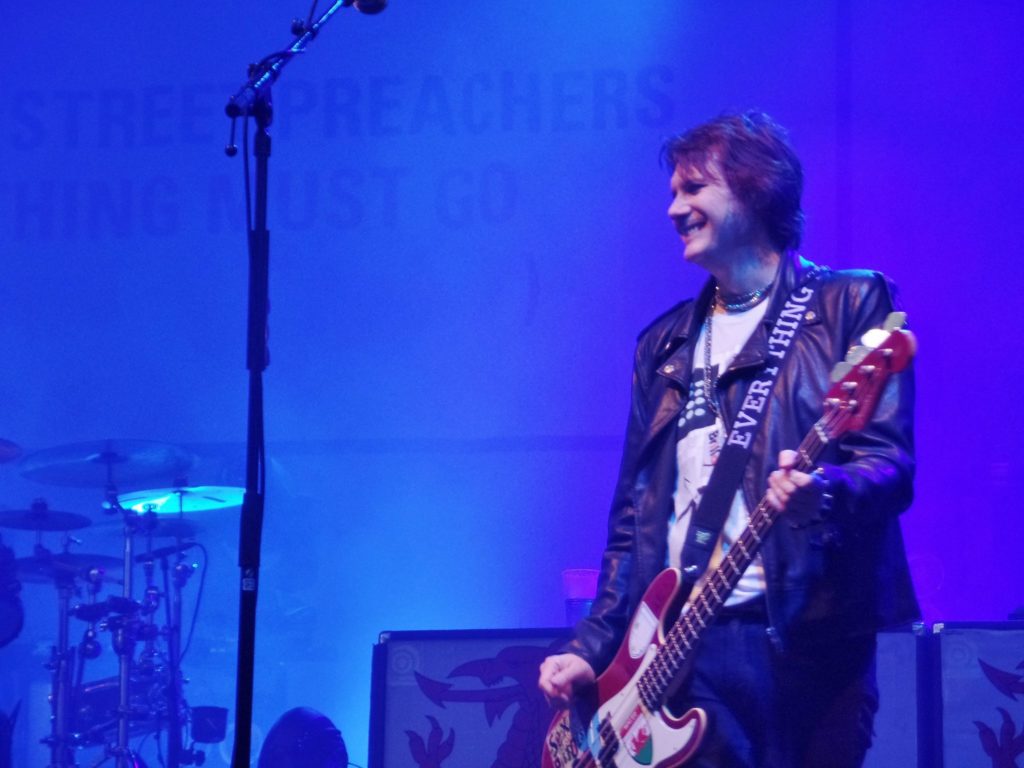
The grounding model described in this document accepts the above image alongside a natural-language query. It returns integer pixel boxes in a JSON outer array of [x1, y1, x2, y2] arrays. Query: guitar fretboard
[[635, 413, 839, 711]]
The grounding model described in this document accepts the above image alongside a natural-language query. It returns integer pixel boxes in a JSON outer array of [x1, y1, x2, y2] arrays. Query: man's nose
[[668, 196, 689, 218]]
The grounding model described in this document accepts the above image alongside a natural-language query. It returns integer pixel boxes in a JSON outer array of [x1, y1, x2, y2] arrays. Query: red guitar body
[[541, 569, 707, 768]]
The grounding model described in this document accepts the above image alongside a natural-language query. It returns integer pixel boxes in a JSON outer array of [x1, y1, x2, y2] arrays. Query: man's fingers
[[789, 471, 814, 488], [778, 448, 799, 470], [538, 653, 596, 707]]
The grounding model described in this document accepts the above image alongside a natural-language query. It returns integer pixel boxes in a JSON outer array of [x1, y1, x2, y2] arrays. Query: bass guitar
[[541, 311, 916, 768]]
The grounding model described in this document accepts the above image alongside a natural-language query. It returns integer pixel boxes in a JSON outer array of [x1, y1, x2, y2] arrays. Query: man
[[537, 111, 918, 767]]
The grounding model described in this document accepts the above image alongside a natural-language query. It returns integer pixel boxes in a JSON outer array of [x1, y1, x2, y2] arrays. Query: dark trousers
[[670, 611, 878, 768]]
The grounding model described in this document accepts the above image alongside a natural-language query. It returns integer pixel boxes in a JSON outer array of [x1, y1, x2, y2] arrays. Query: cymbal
[[0, 438, 22, 464], [0, 501, 91, 531], [16, 552, 123, 584], [20, 439, 194, 488], [117, 486, 244, 514]]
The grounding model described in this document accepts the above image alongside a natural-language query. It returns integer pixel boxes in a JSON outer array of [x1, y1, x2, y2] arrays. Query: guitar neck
[[636, 415, 834, 710]]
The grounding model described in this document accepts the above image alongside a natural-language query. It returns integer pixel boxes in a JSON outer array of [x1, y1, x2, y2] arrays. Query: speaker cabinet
[[368, 622, 1024, 768], [864, 627, 921, 767], [922, 622, 1024, 768], [369, 628, 571, 768]]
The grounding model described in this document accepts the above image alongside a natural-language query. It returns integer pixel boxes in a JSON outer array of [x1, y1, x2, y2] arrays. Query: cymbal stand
[[133, 551, 161, 686], [159, 550, 199, 767], [43, 548, 77, 768], [75, 567, 106, 687], [106, 495, 146, 768]]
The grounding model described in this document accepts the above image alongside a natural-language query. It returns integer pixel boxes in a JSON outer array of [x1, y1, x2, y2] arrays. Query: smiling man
[[538, 111, 919, 767]]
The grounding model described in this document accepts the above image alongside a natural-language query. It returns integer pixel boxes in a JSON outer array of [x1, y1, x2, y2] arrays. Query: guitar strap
[[680, 270, 821, 582]]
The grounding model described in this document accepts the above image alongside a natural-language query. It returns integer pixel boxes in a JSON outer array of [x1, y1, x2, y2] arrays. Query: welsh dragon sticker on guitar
[[541, 312, 916, 768]]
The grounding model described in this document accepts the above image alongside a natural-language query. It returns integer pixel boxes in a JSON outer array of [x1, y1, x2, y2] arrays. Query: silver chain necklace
[[703, 307, 719, 417], [703, 282, 772, 416]]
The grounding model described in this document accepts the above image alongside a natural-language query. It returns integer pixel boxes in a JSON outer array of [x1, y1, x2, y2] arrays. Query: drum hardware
[[135, 542, 198, 563], [18, 440, 194, 489], [12, 442, 227, 768], [117, 486, 244, 515], [161, 553, 188, 767], [76, 567, 108, 666], [0, 499, 92, 532], [72, 673, 168, 749], [105, 493, 150, 768], [17, 552, 123, 586], [41, 549, 79, 768], [11, 534, 114, 768], [103, 485, 212, 768]]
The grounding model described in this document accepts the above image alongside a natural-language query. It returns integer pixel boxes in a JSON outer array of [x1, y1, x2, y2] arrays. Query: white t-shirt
[[667, 301, 769, 605]]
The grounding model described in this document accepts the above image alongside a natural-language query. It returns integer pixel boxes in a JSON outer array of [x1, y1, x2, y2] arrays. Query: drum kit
[[0, 438, 241, 768]]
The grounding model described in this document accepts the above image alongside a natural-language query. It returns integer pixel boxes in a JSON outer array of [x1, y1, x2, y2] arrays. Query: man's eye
[[684, 182, 704, 194]]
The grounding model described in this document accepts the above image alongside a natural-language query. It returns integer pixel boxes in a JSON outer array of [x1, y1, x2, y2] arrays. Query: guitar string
[[573, 416, 834, 766], [630, 405, 845, 719], [650, 408, 838, 694], [570, 357, 890, 763]]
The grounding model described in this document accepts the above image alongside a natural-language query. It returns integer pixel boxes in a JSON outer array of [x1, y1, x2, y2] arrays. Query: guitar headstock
[[822, 312, 916, 438]]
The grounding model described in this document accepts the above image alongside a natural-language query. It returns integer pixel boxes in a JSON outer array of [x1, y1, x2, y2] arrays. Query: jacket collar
[[642, 252, 821, 454], [659, 251, 820, 379]]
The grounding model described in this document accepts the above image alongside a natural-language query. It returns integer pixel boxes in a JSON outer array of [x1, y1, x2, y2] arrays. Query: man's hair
[[661, 110, 805, 252]]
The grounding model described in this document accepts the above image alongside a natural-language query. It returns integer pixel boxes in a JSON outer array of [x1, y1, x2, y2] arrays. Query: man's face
[[667, 159, 757, 269]]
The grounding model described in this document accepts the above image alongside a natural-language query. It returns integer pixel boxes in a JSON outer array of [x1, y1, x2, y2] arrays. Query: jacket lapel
[[637, 282, 713, 459], [636, 253, 822, 458]]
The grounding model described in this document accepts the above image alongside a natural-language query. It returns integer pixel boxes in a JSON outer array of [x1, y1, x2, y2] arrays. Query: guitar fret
[[659, 663, 671, 691], [672, 632, 687, 656], [547, 322, 914, 768], [698, 592, 712, 616], [639, 679, 657, 711], [651, 657, 666, 687], [595, 716, 619, 768], [684, 613, 698, 637], [708, 580, 721, 603]]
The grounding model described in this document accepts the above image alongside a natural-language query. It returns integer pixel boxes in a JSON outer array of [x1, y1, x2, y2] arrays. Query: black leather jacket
[[566, 253, 919, 673]]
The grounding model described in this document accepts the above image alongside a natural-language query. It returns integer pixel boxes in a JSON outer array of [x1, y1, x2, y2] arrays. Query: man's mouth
[[678, 219, 705, 237]]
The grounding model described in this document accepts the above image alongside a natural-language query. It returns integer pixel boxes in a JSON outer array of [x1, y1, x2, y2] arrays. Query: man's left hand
[[766, 449, 827, 520]]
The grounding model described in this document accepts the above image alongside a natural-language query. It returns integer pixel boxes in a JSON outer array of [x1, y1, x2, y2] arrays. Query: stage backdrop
[[2, 2, 1022, 765]]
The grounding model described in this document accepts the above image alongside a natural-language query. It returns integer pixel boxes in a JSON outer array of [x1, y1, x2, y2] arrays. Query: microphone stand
[[223, 3, 364, 766]]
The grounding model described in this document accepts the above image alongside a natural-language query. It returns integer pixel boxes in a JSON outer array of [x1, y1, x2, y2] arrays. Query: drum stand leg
[[46, 575, 77, 768], [109, 511, 137, 768], [162, 556, 184, 768]]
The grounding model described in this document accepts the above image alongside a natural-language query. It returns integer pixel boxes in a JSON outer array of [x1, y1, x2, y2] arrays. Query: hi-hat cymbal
[[20, 440, 194, 488], [16, 552, 123, 584], [117, 486, 244, 514], [0, 500, 91, 531]]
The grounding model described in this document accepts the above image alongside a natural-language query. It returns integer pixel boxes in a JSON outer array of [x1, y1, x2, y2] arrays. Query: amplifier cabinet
[[921, 622, 1024, 768], [369, 628, 571, 768]]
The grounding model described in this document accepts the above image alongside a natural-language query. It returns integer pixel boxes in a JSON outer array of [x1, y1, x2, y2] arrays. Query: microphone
[[345, 0, 388, 14]]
